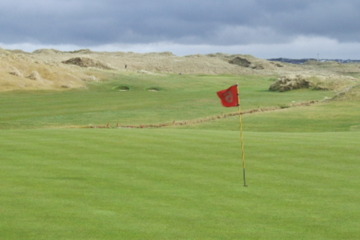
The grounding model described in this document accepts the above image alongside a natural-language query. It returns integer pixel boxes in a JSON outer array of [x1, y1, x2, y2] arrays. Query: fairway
[[1, 73, 359, 240]]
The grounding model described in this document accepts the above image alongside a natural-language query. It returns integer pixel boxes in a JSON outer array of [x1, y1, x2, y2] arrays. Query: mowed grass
[[192, 99, 360, 132], [0, 73, 359, 239], [1, 129, 359, 240], [0, 73, 332, 129]]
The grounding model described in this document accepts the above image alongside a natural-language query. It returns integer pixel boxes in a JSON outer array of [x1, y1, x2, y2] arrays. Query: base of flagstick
[[243, 168, 247, 187]]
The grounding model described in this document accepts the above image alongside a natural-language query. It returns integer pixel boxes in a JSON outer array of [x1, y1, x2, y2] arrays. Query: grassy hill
[[0, 57, 359, 239], [0, 73, 353, 130]]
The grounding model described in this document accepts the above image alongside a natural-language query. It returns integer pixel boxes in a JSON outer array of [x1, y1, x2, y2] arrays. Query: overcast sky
[[1, 0, 360, 59]]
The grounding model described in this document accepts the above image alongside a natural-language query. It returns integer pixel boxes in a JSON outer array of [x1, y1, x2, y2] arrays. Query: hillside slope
[[1, 48, 360, 91]]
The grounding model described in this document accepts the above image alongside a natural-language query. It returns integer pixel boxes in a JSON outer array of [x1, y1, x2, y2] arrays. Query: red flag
[[217, 85, 239, 107]]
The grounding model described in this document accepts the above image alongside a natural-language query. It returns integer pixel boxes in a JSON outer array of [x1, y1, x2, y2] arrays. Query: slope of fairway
[[0, 128, 359, 240], [190, 98, 360, 132], [0, 73, 335, 129], [180, 83, 360, 132]]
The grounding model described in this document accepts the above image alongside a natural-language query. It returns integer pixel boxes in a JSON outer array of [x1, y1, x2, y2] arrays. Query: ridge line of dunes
[[1, 47, 360, 92]]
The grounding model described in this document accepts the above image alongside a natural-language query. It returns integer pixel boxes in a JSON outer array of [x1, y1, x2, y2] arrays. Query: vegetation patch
[[62, 57, 113, 70], [269, 75, 310, 92], [229, 56, 252, 67], [27, 71, 42, 81]]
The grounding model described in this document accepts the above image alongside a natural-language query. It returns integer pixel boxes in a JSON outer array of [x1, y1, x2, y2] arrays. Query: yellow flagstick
[[236, 84, 247, 187]]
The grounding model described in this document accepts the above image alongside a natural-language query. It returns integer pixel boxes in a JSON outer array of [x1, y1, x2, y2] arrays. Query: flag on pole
[[216, 85, 239, 107], [216, 84, 247, 187]]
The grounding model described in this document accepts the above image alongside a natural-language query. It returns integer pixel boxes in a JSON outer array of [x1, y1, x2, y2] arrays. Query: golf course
[[1, 50, 359, 239]]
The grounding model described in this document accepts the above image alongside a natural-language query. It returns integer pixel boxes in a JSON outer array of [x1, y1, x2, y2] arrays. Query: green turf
[[0, 73, 359, 239], [190, 99, 360, 132], [0, 73, 333, 129], [0, 129, 359, 240]]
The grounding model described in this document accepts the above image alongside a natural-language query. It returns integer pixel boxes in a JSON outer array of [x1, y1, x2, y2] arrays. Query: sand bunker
[[113, 85, 130, 91]]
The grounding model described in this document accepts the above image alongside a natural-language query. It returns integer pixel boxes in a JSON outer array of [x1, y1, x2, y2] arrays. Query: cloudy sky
[[1, 0, 360, 59]]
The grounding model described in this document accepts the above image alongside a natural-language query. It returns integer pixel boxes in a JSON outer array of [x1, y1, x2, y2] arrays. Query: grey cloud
[[0, 0, 359, 47], [254, 0, 360, 42]]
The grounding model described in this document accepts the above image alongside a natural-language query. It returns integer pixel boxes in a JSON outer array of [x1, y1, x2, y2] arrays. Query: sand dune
[[1, 48, 359, 91]]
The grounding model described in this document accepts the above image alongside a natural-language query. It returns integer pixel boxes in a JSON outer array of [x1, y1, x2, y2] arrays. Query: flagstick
[[237, 84, 247, 187]]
